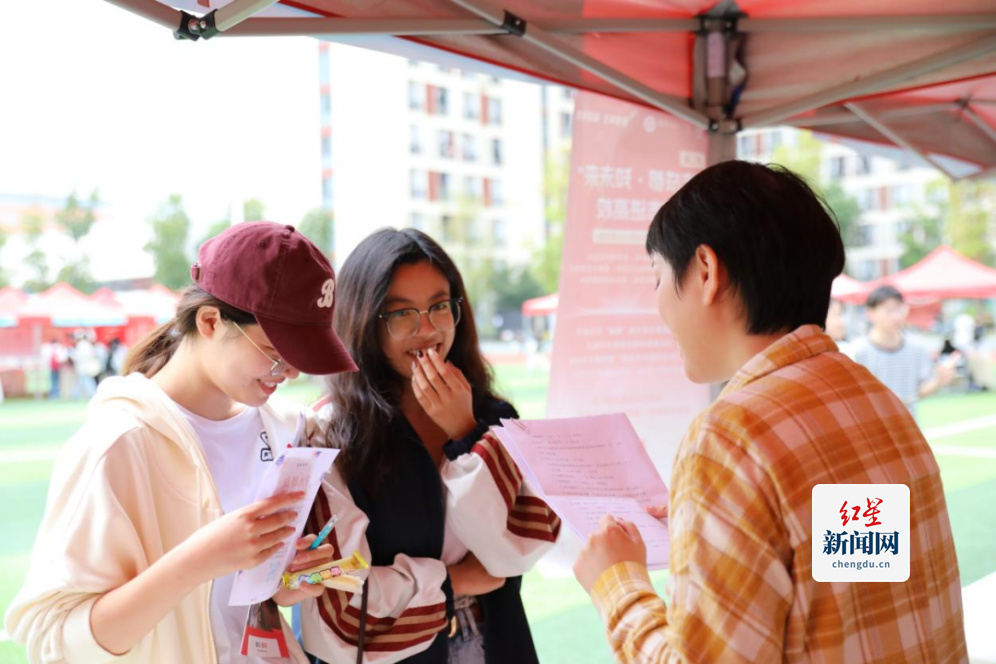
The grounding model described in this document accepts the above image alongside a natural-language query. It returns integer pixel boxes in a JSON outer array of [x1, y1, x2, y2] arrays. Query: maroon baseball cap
[[191, 221, 357, 376]]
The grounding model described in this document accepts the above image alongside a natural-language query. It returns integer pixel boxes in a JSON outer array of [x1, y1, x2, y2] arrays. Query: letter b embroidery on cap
[[317, 279, 336, 308]]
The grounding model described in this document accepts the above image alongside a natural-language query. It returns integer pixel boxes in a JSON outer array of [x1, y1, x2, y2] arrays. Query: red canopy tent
[[881, 245, 996, 300], [831, 274, 873, 305], [106, 0, 996, 175], [522, 292, 559, 317], [18, 282, 128, 329], [0, 286, 27, 328]]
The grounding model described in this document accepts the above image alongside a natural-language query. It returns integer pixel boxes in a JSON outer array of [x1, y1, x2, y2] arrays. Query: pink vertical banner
[[547, 92, 711, 481]]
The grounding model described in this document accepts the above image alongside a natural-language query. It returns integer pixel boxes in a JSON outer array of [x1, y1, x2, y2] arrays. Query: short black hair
[[865, 285, 904, 309], [645, 160, 845, 335]]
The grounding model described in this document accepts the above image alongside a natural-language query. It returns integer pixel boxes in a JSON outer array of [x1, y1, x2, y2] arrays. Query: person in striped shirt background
[[852, 285, 957, 420], [573, 161, 967, 663]]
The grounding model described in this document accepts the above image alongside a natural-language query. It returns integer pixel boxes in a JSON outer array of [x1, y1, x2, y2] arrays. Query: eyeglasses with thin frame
[[377, 298, 463, 339], [231, 321, 290, 377]]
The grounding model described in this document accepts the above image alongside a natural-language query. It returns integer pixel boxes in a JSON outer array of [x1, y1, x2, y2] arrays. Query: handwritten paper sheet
[[229, 447, 339, 606]]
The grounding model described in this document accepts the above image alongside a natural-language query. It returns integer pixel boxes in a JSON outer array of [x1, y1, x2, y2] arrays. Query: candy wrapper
[[282, 551, 369, 593]]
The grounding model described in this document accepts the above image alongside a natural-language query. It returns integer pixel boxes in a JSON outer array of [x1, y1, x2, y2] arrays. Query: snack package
[[282, 551, 369, 593]]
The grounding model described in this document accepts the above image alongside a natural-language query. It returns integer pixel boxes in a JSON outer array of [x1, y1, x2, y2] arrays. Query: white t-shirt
[[174, 401, 275, 664]]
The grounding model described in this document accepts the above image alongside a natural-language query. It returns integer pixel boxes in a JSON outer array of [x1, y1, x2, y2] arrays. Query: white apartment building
[[318, 42, 548, 271]]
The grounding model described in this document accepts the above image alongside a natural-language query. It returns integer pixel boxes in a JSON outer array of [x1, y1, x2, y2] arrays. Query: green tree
[[299, 208, 335, 258], [531, 148, 569, 294], [823, 181, 862, 248], [21, 211, 51, 293], [493, 263, 544, 312], [56, 258, 94, 294], [244, 198, 266, 222], [56, 190, 99, 242], [145, 195, 193, 290], [53, 190, 100, 293], [899, 206, 945, 269], [948, 181, 995, 266]]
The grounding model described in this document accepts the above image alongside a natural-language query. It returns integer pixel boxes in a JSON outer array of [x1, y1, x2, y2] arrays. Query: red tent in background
[[522, 293, 559, 317], [883, 245, 996, 300], [0, 286, 28, 328], [831, 274, 873, 305], [18, 283, 128, 328]]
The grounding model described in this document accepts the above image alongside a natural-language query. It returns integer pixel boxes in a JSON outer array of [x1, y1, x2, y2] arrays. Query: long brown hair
[[323, 228, 500, 493], [123, 285, 256, 377]]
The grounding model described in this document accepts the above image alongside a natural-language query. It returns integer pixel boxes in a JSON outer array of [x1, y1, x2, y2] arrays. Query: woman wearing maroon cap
[[300, 228, 560, 664], [6, 222, 355, 664]]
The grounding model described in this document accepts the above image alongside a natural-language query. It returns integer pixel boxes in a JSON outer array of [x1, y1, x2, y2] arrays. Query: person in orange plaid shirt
[[573, 161, 968, 663]]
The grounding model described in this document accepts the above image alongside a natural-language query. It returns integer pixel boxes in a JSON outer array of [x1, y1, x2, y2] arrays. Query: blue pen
[[308, 514, 339, 550]]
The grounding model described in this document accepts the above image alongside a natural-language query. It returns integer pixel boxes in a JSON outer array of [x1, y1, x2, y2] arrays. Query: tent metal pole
[[549, 15, 996, 34], [738, 15, 996, 33], [964, 165, 996, 181], [783, 102, 960, 127], [214, 0, 280, 32], [224, 17, 501, 37], [163, 14, 996, 38], [844, 102, 957, 178], [961, 105, 996, 147], [445, 0, 711, 129], [741, 33, 996, 129]]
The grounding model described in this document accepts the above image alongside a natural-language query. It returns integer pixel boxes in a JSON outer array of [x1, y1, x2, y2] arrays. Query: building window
[[408, 81, 424, 111], [441, 214, 454, 242], [429, 171, 451, 201], [491, 178, 504, 207], [830, 156, 847, 179], [560, 111, 572, 139], [320, 94, 332, 125], [483, 178, 504, 207], [463, 91, 479, 120], [492, 138, 503, 166], [856, 188, 873, 210], [410, 125, 422, 155], [461, 134, 477, 162], [468, 217, 484, 243], [463, 176, 482, 201], [856, 155, 872, 175], [893, 184, 914, 207], [428, 86, 449, 116], [493, 218, 506, 246], [321, 135, 333, 170], [488, 97, 502, 125], [737, 135, 753, 158], [318, 50, 330, 84], [410, 212, 425, 231], [322, 177, 334, 208], [436, 130, 454, 159], [410, 169, 428, 199]]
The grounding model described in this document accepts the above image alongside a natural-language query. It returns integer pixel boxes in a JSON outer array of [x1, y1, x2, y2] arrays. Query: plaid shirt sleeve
[[590, 423, 794, 664]]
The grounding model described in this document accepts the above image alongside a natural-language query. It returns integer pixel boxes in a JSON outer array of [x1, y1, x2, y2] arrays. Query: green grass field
[[0, 366, 994, 663]]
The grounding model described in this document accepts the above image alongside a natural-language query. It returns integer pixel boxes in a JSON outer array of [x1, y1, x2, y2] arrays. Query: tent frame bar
[[961, 105, 996, 146], [782, 102, 960, 127], [103, 3, 996, 36], [843, 102, 957, 178], [741, 32, 996, 129], [225, 17, 503, 36], [444, 0, 711, 129]]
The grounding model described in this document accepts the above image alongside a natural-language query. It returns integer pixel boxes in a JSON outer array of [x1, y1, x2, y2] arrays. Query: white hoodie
[[4, 374, 312, 664]]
